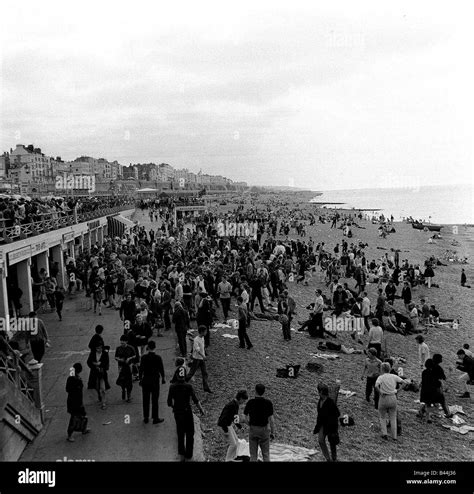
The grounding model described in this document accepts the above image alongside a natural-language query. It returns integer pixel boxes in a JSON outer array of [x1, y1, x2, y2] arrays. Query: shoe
[[459, 392, 470, 398], [238, 345, 245, 349], [153, 418, 164, 424], [247, 345, 253, 350], [381, 435, 388, 440], [67, 436, 75, 442], [126, 397, 131, 403], [205, 389, 213, 393], [82, 428, 91, 434], [143, 418, 149, 424]]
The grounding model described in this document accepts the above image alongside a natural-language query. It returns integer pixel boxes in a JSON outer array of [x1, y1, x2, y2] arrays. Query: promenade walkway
[[20, 210, 204, 462]]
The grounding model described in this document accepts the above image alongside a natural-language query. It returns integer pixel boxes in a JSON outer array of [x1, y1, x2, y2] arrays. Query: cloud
[[0, 0, 472, 189]]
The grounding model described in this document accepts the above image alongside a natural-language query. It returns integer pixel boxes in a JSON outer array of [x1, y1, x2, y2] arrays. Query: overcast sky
[[1, 0, 472, 190]]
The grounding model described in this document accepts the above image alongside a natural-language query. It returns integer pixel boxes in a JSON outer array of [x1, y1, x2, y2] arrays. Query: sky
[[0, 0, 473, 190]]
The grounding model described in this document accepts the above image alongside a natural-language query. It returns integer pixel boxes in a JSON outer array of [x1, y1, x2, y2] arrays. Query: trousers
[[186, 359, 211, 392], [378, 394, 398, 439], [238, 322, 252, 348], [220, 298, 231, 319], [249, 425, 270, 462], [174, 410, 194, 459], [142, 385, 159, 420]]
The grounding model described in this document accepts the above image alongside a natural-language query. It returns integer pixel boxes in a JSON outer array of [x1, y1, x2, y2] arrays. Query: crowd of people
[[0, 194, 134, 231], [1, 195, 471, 462]]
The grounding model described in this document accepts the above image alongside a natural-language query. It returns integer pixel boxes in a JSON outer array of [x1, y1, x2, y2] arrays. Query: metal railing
[[0, 203, 134, 243], [0, 345, 35, 405]]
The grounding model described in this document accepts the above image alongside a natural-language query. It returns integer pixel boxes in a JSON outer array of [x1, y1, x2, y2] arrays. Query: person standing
[[217, 274, 233, 321], [86, 325, 105, 385], [185, 326, 212, 393], [424, 264, 435, 289], [375, 289, 386, 322], [361, 291, 371, 332], [243, 384, 275, 462], [375, 363, 409, 441], [419, 359, 438, 423], [92, 278, 105, 315], [139, 340, 165, 424], [313, 384, 340, 462], [54, 285, 65, 321], [86, 343, 110, 409], [218, 389, 249, 461], [313, 289, 325, 336], [332, 285, 348, 316], [115, 334, 136, 402], [367, 319, 384, 359], [120, 293, 137, 329], [167, 366, 205, 461], [401, 282, 412, 311], [28, 312, 49, 363], [237, 296, 252, 349], [456, 349, 474, 398], [361, 348, 382, 408], [415, 335, 430, 372], [460, 269, 470, 287], [173, 301, 190, 357], [66, 363, 90, 442]]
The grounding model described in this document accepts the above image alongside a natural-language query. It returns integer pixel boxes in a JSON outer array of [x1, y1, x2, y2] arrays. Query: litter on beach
[[213, 323, 232, 329], [339, 389, 356, 398], [451, 415, 466, 425], [442, 425, 474, 435], [309, 352, 340, 360], [448, 405, 466, 416]]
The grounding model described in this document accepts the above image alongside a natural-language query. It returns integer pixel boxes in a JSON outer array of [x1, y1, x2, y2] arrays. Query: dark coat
[[87, 349, 111, 390], [173, 306, 190, 333], [66, 375, 85, 415], [313, 397, 340, 435], [139, 352, 165, 390]]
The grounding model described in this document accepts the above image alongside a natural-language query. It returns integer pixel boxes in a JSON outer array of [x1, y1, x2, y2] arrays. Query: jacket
[[139, 352, 165, 388], [313, 397, 340, 435]]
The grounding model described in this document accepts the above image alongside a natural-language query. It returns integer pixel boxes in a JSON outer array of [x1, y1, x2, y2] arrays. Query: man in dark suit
[[139, 340, 165, 424]]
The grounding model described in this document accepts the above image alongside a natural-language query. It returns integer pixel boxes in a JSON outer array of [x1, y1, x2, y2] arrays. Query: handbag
[[71, 414, 88, 433]]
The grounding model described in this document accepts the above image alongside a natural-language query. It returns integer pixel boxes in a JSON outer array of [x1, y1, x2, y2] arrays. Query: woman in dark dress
[[419, 359, 438, 423], [313, 384, 340, 462], [86, 343, 110, 409], [66, 363, 90, 442], [115, 334, 136, 402]]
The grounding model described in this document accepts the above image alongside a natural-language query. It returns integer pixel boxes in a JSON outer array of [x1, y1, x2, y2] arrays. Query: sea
[[310, 184, 474, 225]]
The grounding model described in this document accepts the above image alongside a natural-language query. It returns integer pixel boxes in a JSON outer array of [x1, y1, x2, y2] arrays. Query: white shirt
[[313, 295, 324, 314], [375, 373, 404, 395], [418, 342, 430, 367], [241, 289, 249, 305], [192, 335, 206, 360], [361, 297, 371, 316]]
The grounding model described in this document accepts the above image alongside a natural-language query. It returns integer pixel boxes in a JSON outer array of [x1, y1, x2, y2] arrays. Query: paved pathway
[[20, 209, 204, 462]]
